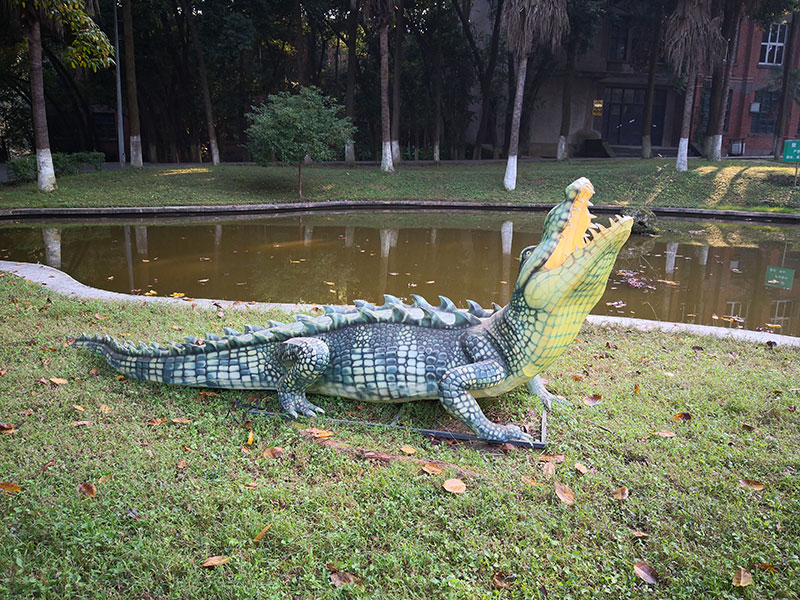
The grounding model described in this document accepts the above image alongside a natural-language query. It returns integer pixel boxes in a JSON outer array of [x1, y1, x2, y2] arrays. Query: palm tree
[[365, 0, 394, 172], [3, 0, 113, 191], [664, 0, 723, 172], [122, 0, 142, 167], [502, 0, 568, 190]]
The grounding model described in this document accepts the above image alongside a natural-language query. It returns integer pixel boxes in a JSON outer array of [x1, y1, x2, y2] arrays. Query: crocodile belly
[[311, 324, 467, 403]]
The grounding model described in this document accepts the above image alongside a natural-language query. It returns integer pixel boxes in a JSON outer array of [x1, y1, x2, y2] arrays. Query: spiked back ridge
[[72, 295, 501, 358]]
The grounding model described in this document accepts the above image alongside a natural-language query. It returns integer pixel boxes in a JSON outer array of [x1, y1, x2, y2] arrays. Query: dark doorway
[[602, 87, 666, 146]]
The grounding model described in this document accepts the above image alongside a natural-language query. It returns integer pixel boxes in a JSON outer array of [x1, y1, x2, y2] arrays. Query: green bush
[[7, 151, 106, 182], [7, 155, 36, 182]]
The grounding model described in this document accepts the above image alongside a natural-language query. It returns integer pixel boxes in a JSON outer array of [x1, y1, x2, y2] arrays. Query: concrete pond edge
[[3, 260, 798, 348], [2, 200, 800, 224]]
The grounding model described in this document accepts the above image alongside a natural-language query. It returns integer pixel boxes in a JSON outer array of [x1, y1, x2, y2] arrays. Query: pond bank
[[4, 260, 797, 347]]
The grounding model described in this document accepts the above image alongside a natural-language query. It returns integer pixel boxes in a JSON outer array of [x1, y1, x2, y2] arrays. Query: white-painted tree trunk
[[676, 138, 689, 172], [391, 140, 401, 163], [503, 155, 517, 191], [381, 141, 395, 172], [37, 148, 56, 192], [433, 142, 440, 165], [345, 142, 355, 165], [209, 137, 220, 165], [556, 136, 568, 161], [130, 135, 143, 168], [709, 134, 722, 161], [641, 134, 651, 159]]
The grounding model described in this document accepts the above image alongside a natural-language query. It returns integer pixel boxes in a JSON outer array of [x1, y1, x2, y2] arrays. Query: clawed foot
[[278, 393, 325, 418], [483, 423, 534, 444]]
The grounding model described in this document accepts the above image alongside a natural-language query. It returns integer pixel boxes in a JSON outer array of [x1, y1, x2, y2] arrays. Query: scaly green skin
[[73, 177, 633, 443]]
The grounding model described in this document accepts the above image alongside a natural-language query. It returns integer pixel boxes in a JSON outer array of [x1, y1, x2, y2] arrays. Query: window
[[697, 86, 732, 135], [608, 20, 628, 61], [750, 90, 780, 134], [760, 23, 787, 65]]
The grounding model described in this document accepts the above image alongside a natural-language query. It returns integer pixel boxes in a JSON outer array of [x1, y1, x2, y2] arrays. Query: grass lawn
[[2, 159, 800, 213], [1, 272, 799, 599]]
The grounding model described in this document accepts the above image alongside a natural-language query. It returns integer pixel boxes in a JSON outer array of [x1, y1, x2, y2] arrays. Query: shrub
[[7, 151, 106, 182]]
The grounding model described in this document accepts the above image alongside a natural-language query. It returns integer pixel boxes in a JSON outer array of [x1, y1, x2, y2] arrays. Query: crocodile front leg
[[438, 359, 533, 443], [276, 338, 329, 418]]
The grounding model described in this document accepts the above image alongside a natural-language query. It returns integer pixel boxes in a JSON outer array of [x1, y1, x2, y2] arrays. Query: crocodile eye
[[520, 246, 536, 261]]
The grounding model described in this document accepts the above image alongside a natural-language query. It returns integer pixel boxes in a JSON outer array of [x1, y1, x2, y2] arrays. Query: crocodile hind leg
[[527, 375, 567, 411], [438, 359, 533, 443], [275, 338, 330, 418]]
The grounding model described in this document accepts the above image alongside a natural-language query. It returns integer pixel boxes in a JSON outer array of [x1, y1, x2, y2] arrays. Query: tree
[[502, 0, 568, 190], [246, 86, 353, 197], [4, 0, 113, 191], [664, 0, 722, 172], [391, 0, 404, 163], [122, 0, 142, 167], [181, 0, 220, 165], [344, 0, 360, 164], [364, 0, 394, 171], [640, 0, 666, 159], [557, 0, 603, 161]]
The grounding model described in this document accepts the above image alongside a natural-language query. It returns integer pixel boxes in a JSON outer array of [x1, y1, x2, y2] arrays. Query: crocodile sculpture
[[73, 177, 632, 443]]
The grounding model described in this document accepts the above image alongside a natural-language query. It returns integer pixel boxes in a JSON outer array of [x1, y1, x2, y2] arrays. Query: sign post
[[781, 140, 800, 186]]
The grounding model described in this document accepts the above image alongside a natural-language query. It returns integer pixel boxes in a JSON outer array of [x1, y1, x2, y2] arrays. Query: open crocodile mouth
[[541, 180, 632, 271]]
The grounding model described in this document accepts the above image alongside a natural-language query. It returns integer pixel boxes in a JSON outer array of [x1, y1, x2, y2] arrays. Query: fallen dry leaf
[[583, 394, 602, 407], [41, 459, 55, 473], [246, 430, 254, 445], [73, 404, 85, 412], [400, 445, 417, 455], [492, 571, 512, 589], [147, 418, 167, 426], [632, 531, 650, 539], [0, 422, 15, 433], [176, 460, 187, 470], [244, 481, 258, 489], [741, 423, 759, 433], [304, 427, 334, 439], [443, 478, 466, 494], [554, 482, 576, 506], [77, 482, 96, 498], [0, 482, 21, 494], [49, 377, 68, 385], [253, 524, 272, 543], [537, 454, 566, 463], [421, 463, 443, 475], [739, 479, 765, 491], [171, 417, 191, 424], [522, 476, 543, 487], [672, 412, 692, 422], [753, 562, 776, 573], [732, 566, 752, 587], [181, 445, 195, 452], [330, 571, 358, 587], [99, 404, 112, 413], [634, 383, 640, 395], [70, 420, 93, 427], [634, 561, 658, 584], [571, 373, 585, 381], [263, 447, 285, 459], [201, 556, 230, 568], [612, 486, 630, 501], [543, 462, 557, 479], [653, 430, 676, 438], [574, 463, 589, 475]]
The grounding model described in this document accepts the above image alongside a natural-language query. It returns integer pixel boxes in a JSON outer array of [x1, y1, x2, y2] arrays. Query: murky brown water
[[1, 211, 799, 336]]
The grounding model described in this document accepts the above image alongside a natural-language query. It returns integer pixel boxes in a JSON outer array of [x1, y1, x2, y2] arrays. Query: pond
[[1, 210, 799, 336]]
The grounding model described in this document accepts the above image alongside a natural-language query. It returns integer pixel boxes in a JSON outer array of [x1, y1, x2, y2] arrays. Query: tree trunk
[[504, 55, 527, 191], [379, 24, 394, 172], [391, 0, 404, 163], [557, 45, 576, 161], [298, 161, 303, 198], [774, 13, 800, 159], [676, 68, 697, 172], [295, 0, 307, 85], [26, 20, 56, 192], [182, 0, 220, 165], [433, 37, 442, 165], [122, 0, 143, 167], [707, 0, 741, 161], [345, 0, 359, 165], [641, 5, 664, 159]]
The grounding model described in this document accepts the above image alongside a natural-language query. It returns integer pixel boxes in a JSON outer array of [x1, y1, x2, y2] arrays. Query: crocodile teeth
[[589, 223, 600, 231], [588, 213, 598, 220], [597, 223, 607, 231]]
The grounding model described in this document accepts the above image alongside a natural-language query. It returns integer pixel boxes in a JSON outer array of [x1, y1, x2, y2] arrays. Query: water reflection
[[1, 213, 798, 336]]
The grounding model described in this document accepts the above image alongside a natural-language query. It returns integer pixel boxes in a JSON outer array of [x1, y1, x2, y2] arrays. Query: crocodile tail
[[71, 333, 278, 389]]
